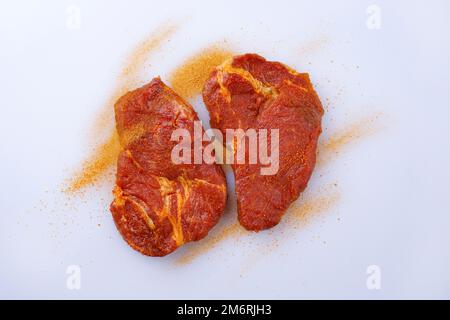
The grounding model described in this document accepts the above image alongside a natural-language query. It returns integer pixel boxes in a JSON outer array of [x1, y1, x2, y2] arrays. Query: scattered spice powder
[[176, 221, 244, 265], [287, 190, 341, 227], [120, 25, 178, 81], [64, 25, 384, 262], [169, 45, 234, 100], [66, 132, 120, 193], [177, 188, 341, 265], [175, 113, 383, 264], [65, 24, 178, 193], [91, 24, 179, 140], [317, 113, 382, 167], [299, 34, 330, 56], [239, 186, 340, 274]]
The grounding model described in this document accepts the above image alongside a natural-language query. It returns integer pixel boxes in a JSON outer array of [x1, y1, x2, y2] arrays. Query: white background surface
[[1, 0, 450, 299]]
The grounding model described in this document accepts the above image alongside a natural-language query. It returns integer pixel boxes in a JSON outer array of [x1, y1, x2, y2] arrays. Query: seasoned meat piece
[[111, 78, 227, 256], [202, 54, 323, 231]]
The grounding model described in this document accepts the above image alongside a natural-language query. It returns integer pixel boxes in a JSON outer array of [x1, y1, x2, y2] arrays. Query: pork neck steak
[[203, 54, 323, 231], [111, 78, 227, 256]]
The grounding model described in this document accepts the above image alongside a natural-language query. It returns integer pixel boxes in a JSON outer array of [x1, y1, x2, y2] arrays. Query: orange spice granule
[[66, 132, 120, 193], [317, 113, 382, 167], [174, 113, 384, 263], [93, 24, 179, 140], [121, 25, 177, 80], [288, 191, 340, 226], [65, 24, 178, 193], [176, 222, 243, 265], [176, 189, 341, 265], [299, 34, 330, 56], [169, 45, 234, 100]]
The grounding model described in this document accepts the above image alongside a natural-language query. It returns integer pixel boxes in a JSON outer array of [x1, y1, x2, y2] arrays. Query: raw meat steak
[[202, 54, 323, 231], [111, 78, 227, 256]]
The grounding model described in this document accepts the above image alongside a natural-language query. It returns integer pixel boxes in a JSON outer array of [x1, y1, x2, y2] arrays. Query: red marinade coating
[[111, 78, 227, 256], [203, 54, 323, 231]]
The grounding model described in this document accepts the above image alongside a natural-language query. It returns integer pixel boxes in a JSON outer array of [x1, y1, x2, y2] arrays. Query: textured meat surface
[[203, 54, 323, 231], [111, 78, 227, 256]]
